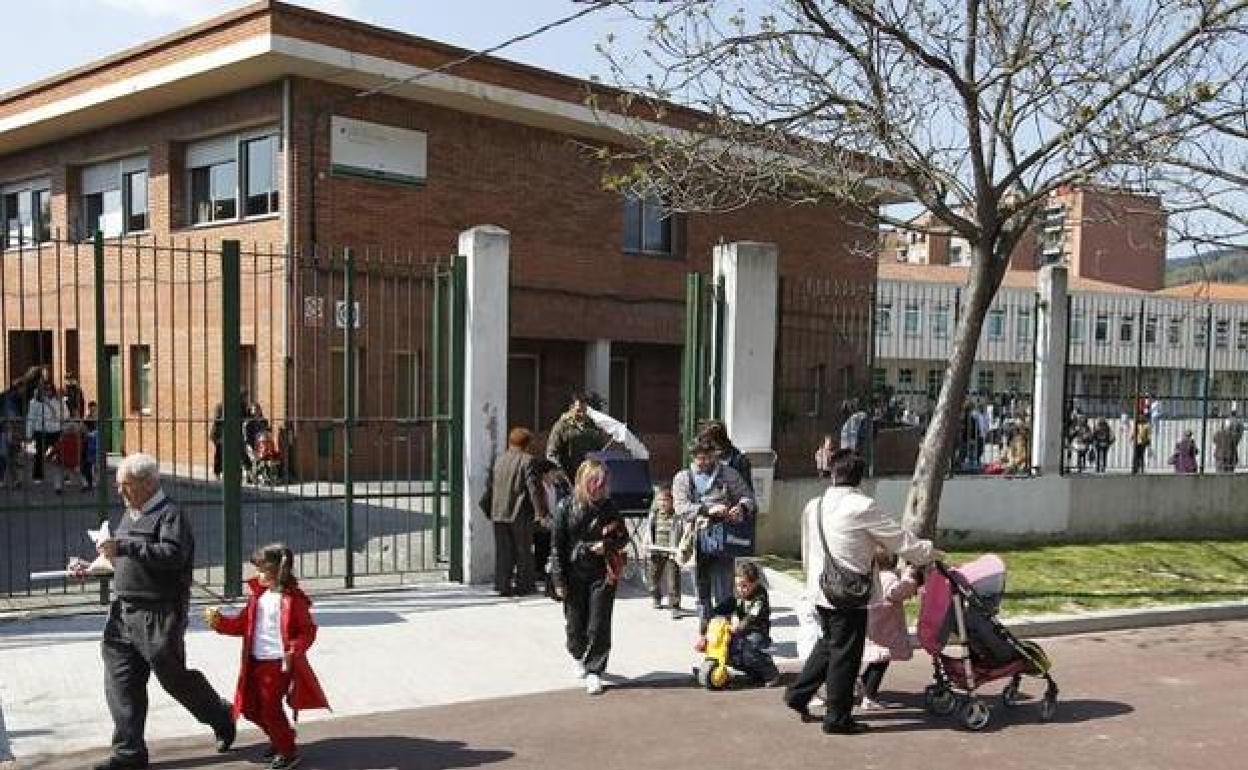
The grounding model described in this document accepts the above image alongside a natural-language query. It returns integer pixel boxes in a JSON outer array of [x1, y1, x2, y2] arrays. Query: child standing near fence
[[206, 544, 329, 770]]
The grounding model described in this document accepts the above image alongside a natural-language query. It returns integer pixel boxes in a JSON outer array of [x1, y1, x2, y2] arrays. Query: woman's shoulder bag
[[814, 496, 873, 610]]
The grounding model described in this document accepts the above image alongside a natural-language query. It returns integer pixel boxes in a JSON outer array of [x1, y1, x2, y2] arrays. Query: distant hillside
[[1166, 249, 1248, 287]]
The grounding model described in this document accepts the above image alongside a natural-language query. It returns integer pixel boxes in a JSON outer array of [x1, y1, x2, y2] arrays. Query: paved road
[[22, 619, 1247, 770]]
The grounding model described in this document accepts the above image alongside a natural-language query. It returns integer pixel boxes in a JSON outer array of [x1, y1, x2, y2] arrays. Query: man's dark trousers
[[786, 606, 868, 726], [102, 598, 231, 763]]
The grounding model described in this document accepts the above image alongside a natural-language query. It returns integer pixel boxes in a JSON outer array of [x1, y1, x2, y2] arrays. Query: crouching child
[[729, 561, 780, 687]]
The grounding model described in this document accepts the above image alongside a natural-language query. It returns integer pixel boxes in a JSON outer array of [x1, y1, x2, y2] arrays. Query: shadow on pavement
[[861, 692, 1134, 734], [146, 737, 513, 770]]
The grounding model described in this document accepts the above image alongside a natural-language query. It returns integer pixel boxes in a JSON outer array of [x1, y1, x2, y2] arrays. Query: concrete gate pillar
[[713, 241, 779, 511], [459, 225, 510, 585], [1031, 264, 1069, 475], [584, 339, 611, 406]]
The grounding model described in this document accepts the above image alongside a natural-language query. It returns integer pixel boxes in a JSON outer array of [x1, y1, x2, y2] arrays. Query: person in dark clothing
[[481, 427, 548, 596], [531, 457, 565, 597], [64, 375, 86, 418], [729, 561, 779, 686], [210, 403, 224, 479], [698, 419, 755, 493], [549, 459, 628, 696], [544, 390, 610, 480], [82, 402, 99, 491], [71, 453, 235, 770]]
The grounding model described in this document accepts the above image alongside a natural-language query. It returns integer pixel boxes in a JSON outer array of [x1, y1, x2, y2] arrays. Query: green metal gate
[[1, 236, 465, 608], [680, 272, 725, 456]]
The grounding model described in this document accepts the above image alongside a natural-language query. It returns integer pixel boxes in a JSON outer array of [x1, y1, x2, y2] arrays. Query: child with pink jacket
[[859, 551, 921, 710]]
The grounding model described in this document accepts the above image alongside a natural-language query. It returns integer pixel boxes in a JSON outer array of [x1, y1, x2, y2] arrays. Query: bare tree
[[587, 0, 1248, 537]]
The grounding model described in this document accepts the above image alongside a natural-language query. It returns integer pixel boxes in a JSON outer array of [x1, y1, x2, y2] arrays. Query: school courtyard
[[3, 575, 1244, 770]]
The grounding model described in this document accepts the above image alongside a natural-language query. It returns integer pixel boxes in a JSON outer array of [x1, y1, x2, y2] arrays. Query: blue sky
[[0, 0, 633, 94]]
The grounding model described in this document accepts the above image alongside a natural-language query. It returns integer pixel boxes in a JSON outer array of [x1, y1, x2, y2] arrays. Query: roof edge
[[0, 1, 273, 108]]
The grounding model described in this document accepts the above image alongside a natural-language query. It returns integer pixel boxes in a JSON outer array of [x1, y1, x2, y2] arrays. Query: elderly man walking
[[74, 453, 235, 769]]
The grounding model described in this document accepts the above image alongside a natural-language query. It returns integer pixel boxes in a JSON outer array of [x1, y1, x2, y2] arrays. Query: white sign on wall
[[335, 301, 362, 329], [330, 116, 427, 186]]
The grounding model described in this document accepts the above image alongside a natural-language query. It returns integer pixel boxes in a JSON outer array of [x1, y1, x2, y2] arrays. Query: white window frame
[[81, 156, 148, 240], [903, 301, 921, 336], [1094, 312, 1110, 344], [1016, 306, 1032, 342], [1071, 310, 1086, 344], [931, 303, 950, 339], [876, 302, 893, 336], [2, 177, 52, 250], [897, 368, 915, 391], [987, 307, 1006, 341], [186, 126, 280, 227]]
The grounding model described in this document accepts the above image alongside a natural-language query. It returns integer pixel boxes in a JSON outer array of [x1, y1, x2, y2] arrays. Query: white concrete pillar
[[713, 241, 779, 510], [1031, 264, 1069, 475], [459, 225, 510, 585], [584, 339, 611, 406]]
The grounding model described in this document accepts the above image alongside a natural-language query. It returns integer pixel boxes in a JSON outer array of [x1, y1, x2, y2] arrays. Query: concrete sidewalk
[[4, 568, 1246, 764], [0, 576, 773, 762]]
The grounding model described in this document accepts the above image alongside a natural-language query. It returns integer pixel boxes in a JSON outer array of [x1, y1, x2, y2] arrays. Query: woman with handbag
[[784, 449, 942, 735], [672, 439, 756, 651]]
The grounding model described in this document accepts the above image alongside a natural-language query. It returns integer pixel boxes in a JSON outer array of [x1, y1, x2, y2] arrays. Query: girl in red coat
[[206, 543, 329, 769]]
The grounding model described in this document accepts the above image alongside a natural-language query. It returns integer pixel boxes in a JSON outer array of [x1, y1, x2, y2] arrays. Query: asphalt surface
[[22, 619, 1247, 770]]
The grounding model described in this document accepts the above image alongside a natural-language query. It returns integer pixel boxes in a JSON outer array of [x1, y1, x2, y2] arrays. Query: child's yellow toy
[[696, 616, 733, 689]]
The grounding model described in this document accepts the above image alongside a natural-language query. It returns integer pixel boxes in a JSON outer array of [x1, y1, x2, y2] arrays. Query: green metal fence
[[680, 272, 724, 457], [0, 235, 463, 607]]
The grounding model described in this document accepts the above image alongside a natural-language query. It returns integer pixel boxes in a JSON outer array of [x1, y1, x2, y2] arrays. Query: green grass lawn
[[759, 540, 1248, 617]]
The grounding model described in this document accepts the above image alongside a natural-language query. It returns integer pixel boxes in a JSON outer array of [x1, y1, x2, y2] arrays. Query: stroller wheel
[[960, 698, 992, 731], [1039, 690, 1058, 722], [924, 685, 957, 717]]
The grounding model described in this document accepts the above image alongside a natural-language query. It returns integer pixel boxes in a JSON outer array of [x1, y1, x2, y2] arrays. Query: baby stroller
[[249, 429, 283, 486], [917, 555, 1058, 731]]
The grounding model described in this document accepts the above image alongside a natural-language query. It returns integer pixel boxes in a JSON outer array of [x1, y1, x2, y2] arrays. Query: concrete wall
[[759, 473, 1248, 556]]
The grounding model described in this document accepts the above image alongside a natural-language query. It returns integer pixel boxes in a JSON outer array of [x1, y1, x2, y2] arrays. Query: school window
[[239, 345, 257, 404], [610, 356, 631, 423], [1005, 370, 1022, 392], [931, 304, 950, 339], [976, 369, 995, 396], [188, 128, 280, 226], [1119, 314, 1134, 345], [1099, 374, 1122, 397], [1195, 318, 1208, 349], [81, 156, 148, 239], [1216, 318, 1230, 350], [1144, 315, 1158, 345], [876, 302, 892, 335], [1094, 313, 1110, 344], [623, 193, 681, 256], [983, 308, 1003, 341], [1070, 311, 1086, 344], [243, 136, 280, 217], [897, 368, 915, 391], [129, 345, 152, 415], [394, 351, 420, 419], [1238, 320, 1248, 351], [807, 363, 827, 417], [871, 367, 887, 391], [1168, 317, 1182, 347], [508, 354, 540, 430], [1, 179, 52, 249], [1016, 307, 1032, 342], [903, 302, 921, 336], [926, 369, 943, 399]]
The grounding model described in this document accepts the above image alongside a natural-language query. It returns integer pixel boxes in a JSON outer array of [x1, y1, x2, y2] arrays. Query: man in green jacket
[[545, 391, 609, 481]]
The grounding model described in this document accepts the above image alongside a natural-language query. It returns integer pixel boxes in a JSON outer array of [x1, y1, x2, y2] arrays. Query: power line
[[351, 1, 614, 102]]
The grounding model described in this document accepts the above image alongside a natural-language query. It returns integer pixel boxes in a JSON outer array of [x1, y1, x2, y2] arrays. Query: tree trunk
[[902, 245, 1007, 540]]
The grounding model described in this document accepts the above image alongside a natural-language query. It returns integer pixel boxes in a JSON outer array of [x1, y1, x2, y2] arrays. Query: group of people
[[70, 453, 327, 770], [1065, 397, 1248, 475], [210, 394, 281, 485], [1, 366, 99, 492]]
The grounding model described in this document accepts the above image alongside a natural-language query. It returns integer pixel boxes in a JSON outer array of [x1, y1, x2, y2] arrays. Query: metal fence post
[[221, 240, 242, 598], [1200, 304, 1213, 474], [430, 265, 444, 563], [447, 254, 467, 583], [680, 272, 704, 457], [342, 248, 356, 589], [1132, 299, 1146, 473], [865, 280, 879, 477], [93, 232, 111, 605]]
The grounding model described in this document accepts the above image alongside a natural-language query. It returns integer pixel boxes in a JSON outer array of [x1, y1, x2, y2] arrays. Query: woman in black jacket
[[549, 458, 628, 696]]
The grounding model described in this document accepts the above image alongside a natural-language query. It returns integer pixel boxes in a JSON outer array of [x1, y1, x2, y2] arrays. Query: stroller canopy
[[918, 554, 1008, 652]]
